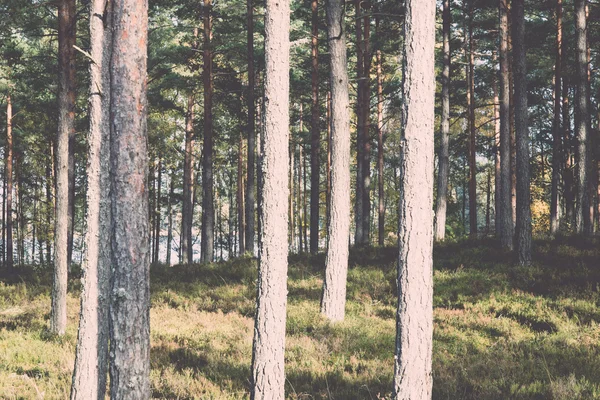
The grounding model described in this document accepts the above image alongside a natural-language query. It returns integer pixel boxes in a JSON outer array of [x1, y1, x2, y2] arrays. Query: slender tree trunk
[[321, 0, 351, 321], [238, 133, 246, 255], [574, 0, 590, 235], [512, 0, 532, 265], [2, 165, 5, 267], [434, 0, 451, 242], [498, 0, 513, 249], [45, 160, 52, 265], [201, 0, 215, 262], [550, 0, 563, 235], [66, 0, 76, 271], [166, 174, 174, 266], [361, 0, 371, 244], [563, 77, 574, 225], [303, 154, 308, 252], [326, 90, 332, 233], [182, 37, 196, 264], [354, 0, 365, 246], [245, 0, 256, 254], [5, 95, 13, 270], [298, 141, 304, 252], [289, 140, 295, 251], [467, 3, 477, 238], [486, 168, 491, 234], [70, 0, 112, 394], [493, 52, 501, 234], [250, 0, 290, 394], [392, 0, 435, 395], [51, 0, 76, 335], [309, 0, 320, 254], [154, 158, 161, 263]]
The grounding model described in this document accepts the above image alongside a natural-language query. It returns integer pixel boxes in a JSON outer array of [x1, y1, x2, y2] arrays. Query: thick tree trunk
[[320, 0, 351, 321], [392, 0, 435, 396], [70, 0, 112, 395], [250, 0, 290, 394], [5, 95, 13, 270], [182, 74, 196, 264], [467, 3, 477, 238], [434, 0, 450, 242], [51, 0, 76, 336], [550, 0, 563, 235], [512, 0, 532, 265], [498, 0, 513, 250], [108, 0, 150, 395], [201, 0, 215, 262], [574, 0, 590, 235], [245, 0, 256, 254], [309, 0, 320, 254]]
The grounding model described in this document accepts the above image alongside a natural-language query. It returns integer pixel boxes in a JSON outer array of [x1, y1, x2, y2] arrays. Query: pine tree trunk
[[434, 0, 450, 242], [298, 141, 304, 252], [70, 0, 112, 395], [166, 174, 174, 266], [493, 52, 501, 235], [574, 0, 590, 235], [498, 0, 513, 250], [326, 90, 332, 233], [108, 0, 150, 395], [512, 0, 532, 265], [321, 0, 351, 321], [5, 94, 13, 270], [309, 0, 320, 254], [250, 0, 290, 394], [361, 0, 371, 244], [182, 78, 195, 264], [66, 0, 76, 271], [392, 0, 435, 395], [238, 132, 246, 255], [550, 0, 562, 235], [245, 0, 256, 254], [467, 3, 477, 238], [354, 0, 364, 246], [154, 158, 162, 263], [51, 0, 76, 335], [201, 0, 215, 262]]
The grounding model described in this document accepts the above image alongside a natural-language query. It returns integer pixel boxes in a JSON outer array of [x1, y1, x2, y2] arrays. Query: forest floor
[[0, 237, 599, 399]]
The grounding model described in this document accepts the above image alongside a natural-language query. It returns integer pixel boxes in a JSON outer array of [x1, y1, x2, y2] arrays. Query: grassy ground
[[0, 238, 599, 399]]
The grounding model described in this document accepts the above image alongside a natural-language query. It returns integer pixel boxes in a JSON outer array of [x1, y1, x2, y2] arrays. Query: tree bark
[[392, 0, 435, 396], [361, 0, 371, 244], [320, 0, 351, 321], [238, 132, 246, 255], [250, 0, 290, 394], [550, 0, 562, 235], [245, 0, 256, 254], [354, 0, 365, 245], [467, 2, 477, 238], [108, 0, 150, 395], [5, 94, 13, 270], [166, 174, 174, 266], [574, 0, 590, 235], [434, 0, 450, 242], [309, 0, 320, 254], [498, 0, 513, 250], [51, 0, 76, 336], [512, 0, 532, 265], [70, 0, 112, 395], [154, 158, 162, 263], [182, 39, 196, 264]]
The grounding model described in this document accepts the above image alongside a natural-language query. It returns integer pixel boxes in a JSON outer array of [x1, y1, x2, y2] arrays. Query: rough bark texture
[[320, 0, 351, 322], [550, 0, 562, 235], [6, 95, 13, 270], [70, 0, 112, 396], [201, 0, 215, 263], [574, 0, 590, 235], [434, 0, 450, 242], [245, 0, 256, 254], [51, 0, 76, 336], [360, 1, 371, 243], [498, 0, 513, 250], [108, 0, 151, 396], [354, 0, 365, 245], [309, 0, 319, 254], [376, 41, 384, 246], [392, 0, 435, 397], [250, 0, 290, 395], [182, 89, 195, 264], [512, 0, 531, 265]]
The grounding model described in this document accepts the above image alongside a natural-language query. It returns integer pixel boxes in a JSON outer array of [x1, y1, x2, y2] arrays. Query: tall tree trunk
[[563, 77, 574, 225], [303, 153, 308, 252], [326, 90, 332, 233], [166, 174, 174, 266], [298, 140, 304, 252], [2, 165, 5, 267], [66, 0, 77, 271], [182, 31, 196, 264], [321, 0, 351, 321], [550, 0, 563, 235], [245, 0, 256, 254], [289, 139, 295, 251], [154, 158, 161, 263], [250, 0, 290, 394], [5, 95, 13, 270], [467, 3, 477, 238], [512, 0, 532, 265], [574, 0, 590, 235], [45, 160, 52, 265], [486, 168, 491, 234], [493, 52, 501, 235], [309, 0, 320, 254], [51, 0, 76, 336], [392, 0, 435, 395], [354, 0, 365, 246], [498, 0, 513, 250], [70, 0, 112, 394], [108, 0, 150, 395], [238, 132, 246, 255], [201, 0, 215, 263], [434, 0, 451, 242], [361, 0, 371, 243]]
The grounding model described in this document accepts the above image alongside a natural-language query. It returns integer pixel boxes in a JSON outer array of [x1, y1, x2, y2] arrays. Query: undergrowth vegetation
[[0, 237, 599, 399]]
